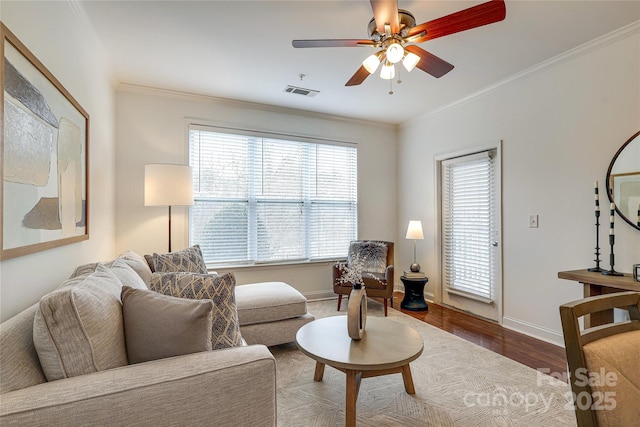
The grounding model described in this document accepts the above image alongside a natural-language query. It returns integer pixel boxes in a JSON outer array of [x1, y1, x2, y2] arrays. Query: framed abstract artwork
[[1, 23, 89, 260]]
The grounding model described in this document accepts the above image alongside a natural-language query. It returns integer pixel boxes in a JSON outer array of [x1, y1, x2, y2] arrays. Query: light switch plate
[[529, 214, 539, 228]]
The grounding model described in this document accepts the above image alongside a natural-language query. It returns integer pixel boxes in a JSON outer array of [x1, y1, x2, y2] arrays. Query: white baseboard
[[502, 316, 565, 348]]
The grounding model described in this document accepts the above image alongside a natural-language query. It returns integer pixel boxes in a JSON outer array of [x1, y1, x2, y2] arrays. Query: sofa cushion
[[149, 272, 242, 349], [121, 286, 213, 364], [0, 304, 46, 394], [32, 264, 127, 381], [235, 282, 308, 326], [117, 250, 153, 286], [69, 262, 100, 279], [149, 245, 208, 274], [108, 258, 148, 290], [67, 251, 152, 287]]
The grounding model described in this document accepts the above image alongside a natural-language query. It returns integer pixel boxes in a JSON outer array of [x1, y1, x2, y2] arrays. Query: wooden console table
[[558, 269, 640, 327]]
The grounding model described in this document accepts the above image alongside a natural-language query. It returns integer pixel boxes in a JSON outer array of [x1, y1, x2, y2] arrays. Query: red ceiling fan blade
[[292, 39, 376, 48], [370, 0, 400, 34], [404, 45, 454, 78], [345, 65, 371, 86], [408, 0, 506, 43]]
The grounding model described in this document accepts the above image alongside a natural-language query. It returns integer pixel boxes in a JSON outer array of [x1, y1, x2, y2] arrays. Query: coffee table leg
[[345, 369, 362, 427], [314, 361, 325, 382], [401, 364, 416, 395]]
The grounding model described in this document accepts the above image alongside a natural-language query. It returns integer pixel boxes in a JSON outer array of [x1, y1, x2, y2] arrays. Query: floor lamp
[[144, 164, 194, 252]]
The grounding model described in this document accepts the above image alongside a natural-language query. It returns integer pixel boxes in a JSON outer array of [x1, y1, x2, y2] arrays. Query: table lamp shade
[[144, 164, 194, 206], [405, 220, 424, 240], [406, 220, 424, 273]]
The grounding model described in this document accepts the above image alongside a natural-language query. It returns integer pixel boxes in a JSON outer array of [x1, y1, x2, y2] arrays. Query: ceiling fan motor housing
[[367, 9, 416, 41]]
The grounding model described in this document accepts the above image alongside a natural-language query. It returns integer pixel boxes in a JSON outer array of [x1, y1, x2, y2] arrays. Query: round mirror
[[606, 130, 640, 230]]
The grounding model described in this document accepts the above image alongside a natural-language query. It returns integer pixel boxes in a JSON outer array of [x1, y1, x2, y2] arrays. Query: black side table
[[400, 276, 429, 311]]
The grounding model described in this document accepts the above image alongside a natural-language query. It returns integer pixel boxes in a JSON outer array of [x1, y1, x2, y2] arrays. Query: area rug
[[270, 299, 576, 426]]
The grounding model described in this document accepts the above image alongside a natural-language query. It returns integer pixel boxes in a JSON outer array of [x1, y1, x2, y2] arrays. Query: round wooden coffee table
[[296, 316, 424, 427]]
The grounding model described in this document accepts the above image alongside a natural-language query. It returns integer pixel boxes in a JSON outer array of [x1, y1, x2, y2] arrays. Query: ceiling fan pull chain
[[389, 78, 394, 95]]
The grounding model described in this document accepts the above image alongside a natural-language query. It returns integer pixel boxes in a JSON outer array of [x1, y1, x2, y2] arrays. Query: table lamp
[[144, 164, 194, 252], [405, 220, 424, 272]]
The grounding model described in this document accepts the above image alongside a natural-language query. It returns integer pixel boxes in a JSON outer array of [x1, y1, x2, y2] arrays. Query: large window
[[189, 125, 357, 265]]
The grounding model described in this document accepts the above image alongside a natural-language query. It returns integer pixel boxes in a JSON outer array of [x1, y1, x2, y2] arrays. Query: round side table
[[400, 276, 429, 311]]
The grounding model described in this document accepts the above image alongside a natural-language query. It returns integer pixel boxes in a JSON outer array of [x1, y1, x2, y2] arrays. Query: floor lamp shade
[[144, 164, 194, 207], [144, 164, 194, 252]]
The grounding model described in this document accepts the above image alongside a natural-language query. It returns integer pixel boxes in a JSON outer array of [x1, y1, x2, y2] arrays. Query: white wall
[[114, 87, 397, 299], [398, 25, 640, 346], [0, 2, 117, 321]]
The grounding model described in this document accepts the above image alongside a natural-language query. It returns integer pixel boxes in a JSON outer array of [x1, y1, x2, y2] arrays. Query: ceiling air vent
[[283, 85, 319, 97]]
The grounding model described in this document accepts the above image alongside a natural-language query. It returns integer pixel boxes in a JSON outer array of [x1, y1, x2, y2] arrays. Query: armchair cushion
[[150, 272, 242, 349], [33, 264, 127, 381], [121, 286, 213, 364]]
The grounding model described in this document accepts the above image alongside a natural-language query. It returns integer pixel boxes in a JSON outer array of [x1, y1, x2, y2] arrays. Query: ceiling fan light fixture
[[385, 43, 404, 64], [380, 61, 395, 80], [402, 52, 420, 72], [362, 52, 382, 74]]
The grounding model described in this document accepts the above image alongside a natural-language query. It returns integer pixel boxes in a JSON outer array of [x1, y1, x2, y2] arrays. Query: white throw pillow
[[108, 258, 148, 290]]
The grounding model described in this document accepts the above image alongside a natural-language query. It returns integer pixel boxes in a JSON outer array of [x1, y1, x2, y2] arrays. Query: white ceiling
[[80, 1, 640, 125]]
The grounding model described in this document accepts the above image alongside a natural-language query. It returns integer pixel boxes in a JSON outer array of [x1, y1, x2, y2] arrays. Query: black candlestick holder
[[587, 210, 603, 272], [602, 234, 623, 276]]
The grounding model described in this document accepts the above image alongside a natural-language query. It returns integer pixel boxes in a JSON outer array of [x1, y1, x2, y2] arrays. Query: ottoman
[[235, 282, 315, 346]]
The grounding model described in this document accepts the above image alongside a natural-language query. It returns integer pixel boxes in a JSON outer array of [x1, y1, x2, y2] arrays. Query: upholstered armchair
[[559, 291, 640, 427], [333, 240, 394, 316]]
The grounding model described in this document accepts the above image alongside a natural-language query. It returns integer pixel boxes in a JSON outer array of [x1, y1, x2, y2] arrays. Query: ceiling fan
[[292, 0, 506, 87]]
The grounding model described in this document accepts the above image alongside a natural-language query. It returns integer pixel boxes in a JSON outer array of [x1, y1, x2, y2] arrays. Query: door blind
[[441, 150, 496, 301]]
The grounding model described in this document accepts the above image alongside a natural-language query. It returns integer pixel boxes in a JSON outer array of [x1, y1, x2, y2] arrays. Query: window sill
[[207, 258, 342, 273]]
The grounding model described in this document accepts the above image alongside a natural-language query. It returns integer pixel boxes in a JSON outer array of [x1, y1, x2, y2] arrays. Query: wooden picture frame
[[1, 23, 89, 260], [610, 171, 640, 226]]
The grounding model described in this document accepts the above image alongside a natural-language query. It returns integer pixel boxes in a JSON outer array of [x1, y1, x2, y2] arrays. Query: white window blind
[[189, 125, 357, 265], [441, 150, 497, 301]]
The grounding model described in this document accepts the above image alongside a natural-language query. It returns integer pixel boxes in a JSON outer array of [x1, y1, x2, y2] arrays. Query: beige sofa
[[0, 252, 314, 426]]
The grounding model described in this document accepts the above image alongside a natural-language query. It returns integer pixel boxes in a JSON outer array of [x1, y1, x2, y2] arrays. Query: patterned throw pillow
[[347, 241, 388, 274], [149, 272, 242, 349], [121, 286, 213, 364], [150, 245, 208, 274]]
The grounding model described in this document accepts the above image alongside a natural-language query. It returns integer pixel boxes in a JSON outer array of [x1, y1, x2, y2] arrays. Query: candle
[[610, 203, 615, 235], [594, 182, 599, 211]]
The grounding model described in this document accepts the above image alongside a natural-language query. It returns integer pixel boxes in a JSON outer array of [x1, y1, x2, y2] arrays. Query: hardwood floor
[[390, 291, 568, 377]]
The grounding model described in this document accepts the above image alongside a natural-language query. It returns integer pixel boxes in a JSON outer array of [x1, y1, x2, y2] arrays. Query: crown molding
[[406, 20, 640, 124], [116, 83, 397, 130]]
